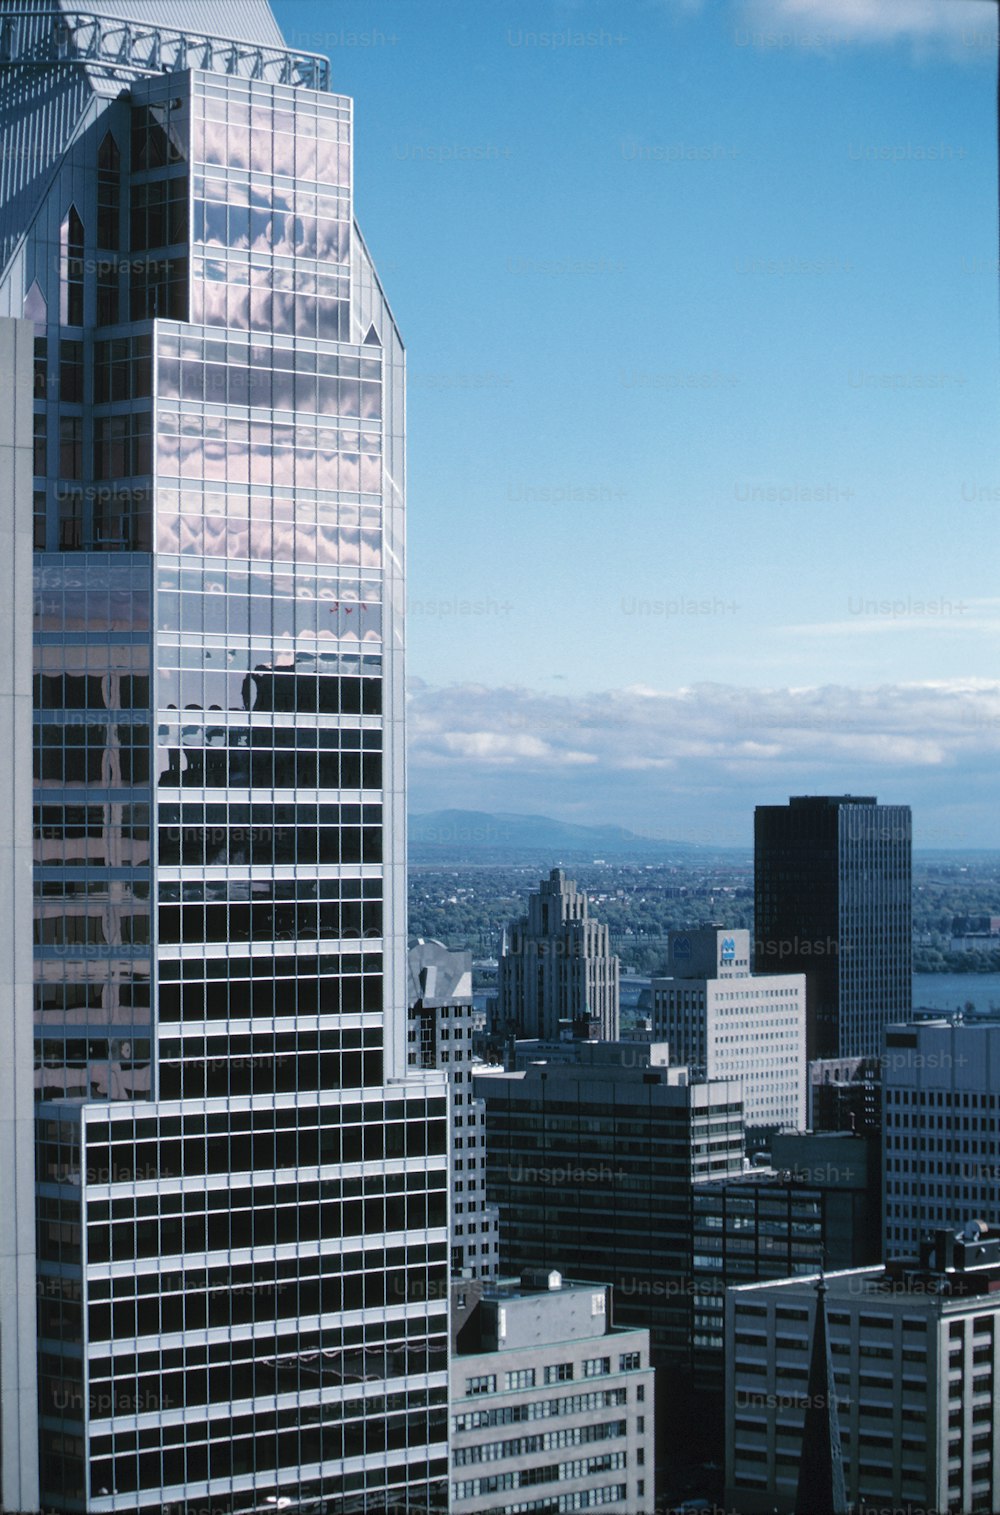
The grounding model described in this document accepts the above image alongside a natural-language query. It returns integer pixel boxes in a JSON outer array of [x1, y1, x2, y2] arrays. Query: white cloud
[[436, 730, 597, 765], [410, 677, 1000, 768], [407, 678, 1000, 844]]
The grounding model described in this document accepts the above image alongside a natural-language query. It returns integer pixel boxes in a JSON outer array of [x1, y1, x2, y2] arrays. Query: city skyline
[[1, 4, 998, 1512], [278, 0, 1000, 845]]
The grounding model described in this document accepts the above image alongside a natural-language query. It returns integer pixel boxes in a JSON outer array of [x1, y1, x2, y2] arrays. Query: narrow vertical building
[[0, 4, 449, 1510], [496, 867, 620, 1042], [408, 938, 500, 1280], [754, 794, 911, 1061]]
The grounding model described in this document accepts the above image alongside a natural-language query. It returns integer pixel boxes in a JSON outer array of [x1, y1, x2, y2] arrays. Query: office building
[[726, 1224, 1000, 1515], [754, 794, 912, 1060], [507, 1036, 658, 1072], [950, 915, 1000, 954], [450, 1271, 654, 1515], [476, 1043, 744, 1369], [651, 927, 806, 1136], [692, 1130, 881, 1391], [409, 938, 499, 1279], [808, 1054, 882, 1135], [883, 1020, 1000, 1260], [496, 867, 620, 1042], [0, 5, 450, 1511], [769, 1129, 881, 1264]]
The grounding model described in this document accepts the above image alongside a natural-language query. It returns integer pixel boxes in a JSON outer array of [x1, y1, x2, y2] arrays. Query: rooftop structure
[[450, 1271, 655, 1515]]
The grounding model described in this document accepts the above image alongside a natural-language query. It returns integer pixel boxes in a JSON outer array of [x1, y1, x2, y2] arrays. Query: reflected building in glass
[[0, 3, 449, 1511]]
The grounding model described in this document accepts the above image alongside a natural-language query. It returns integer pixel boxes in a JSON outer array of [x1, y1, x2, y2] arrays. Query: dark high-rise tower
[[754, 795, 911, 1062], [0, 4, 449, 1512]]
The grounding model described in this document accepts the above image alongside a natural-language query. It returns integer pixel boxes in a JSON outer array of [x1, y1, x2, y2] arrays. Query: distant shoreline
[[915, 967, 1000, 975]]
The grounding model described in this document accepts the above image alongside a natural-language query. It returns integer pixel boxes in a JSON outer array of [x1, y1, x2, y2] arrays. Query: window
[[97, 133, 121, 248], [94, 336, 152, 403], [504, 1369, 535, 1392], [131, 99, 186, 171], [60, 206, 84, 326], [544, 1363, 573, 1384], [57, 493, 83, 550], [93, 414, 151, 479], [60, 341, 83, 404], [465, 1375, 495, 1397], [130, 177, 189, 251], [583, 1358, 610, 1378], [96, 261, 120, 327], [23, 280, 46, 325], [130, 257, 188, 321], [58, 419, 83, 479], [33, 490, 46, 550], [93, 490, 151, 551], [619, 1352, 641, 1372]]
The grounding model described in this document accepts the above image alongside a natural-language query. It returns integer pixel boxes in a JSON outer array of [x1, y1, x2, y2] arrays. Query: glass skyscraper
[[754, 794, 912, 1062], [0, 4, 449, 1511]]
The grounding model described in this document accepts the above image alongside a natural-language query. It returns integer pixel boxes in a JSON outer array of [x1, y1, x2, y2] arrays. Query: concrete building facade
[[496, 868, 620, 1042], [450, 1271, 654, 1515], [651, 927, 806, 1136], [726, 1227, 1000, 1515], [883, 1020, 1000, 1261]]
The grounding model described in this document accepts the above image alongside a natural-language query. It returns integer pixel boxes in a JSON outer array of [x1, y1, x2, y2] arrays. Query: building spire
[[795, 1272, 848, 1515]]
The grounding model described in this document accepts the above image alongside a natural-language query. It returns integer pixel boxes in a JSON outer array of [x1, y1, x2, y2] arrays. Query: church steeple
[[795, 1273, 848, 1515]]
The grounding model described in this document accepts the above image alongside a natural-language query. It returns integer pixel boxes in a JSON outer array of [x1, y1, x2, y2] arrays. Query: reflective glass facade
[[0, 6, 448, 1512]]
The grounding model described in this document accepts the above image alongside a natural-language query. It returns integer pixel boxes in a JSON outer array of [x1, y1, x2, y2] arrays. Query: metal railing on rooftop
[[0, 9, 330, 89]]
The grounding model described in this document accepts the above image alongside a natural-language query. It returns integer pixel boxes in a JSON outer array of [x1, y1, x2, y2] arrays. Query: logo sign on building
[[673, 936, 691, 961], [721, 938, 736, 962]]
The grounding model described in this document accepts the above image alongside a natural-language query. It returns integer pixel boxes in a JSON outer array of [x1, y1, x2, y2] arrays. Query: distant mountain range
[[408, 809, 736, 859], [407, 810, 1000, 864]]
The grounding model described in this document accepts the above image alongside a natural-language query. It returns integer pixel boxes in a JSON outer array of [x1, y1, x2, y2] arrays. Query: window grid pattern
[[26, 55, 448, 1515]]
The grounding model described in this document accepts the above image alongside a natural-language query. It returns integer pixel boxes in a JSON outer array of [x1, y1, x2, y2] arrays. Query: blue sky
[[276, 0, 1000, 845]]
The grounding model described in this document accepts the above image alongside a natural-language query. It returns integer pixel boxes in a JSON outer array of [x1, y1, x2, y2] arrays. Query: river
[[913, 972, 1000, 1015]]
